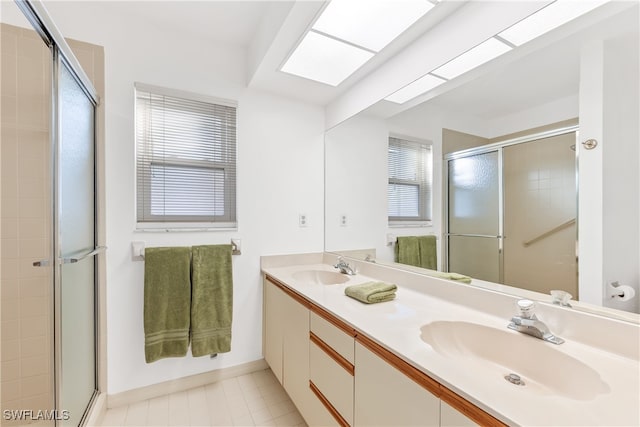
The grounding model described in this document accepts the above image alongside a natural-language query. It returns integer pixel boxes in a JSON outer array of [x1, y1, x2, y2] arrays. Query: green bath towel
[[424, 270, 472, 284], [190, 245, 233, 357], [144, 246, 192, 363], [396, 235, 437, 270], [345, 282, 397, 304]]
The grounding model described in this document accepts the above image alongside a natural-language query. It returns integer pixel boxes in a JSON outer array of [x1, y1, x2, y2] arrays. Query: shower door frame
[[444, 125, 579, 287], [13, 1, 104, 425]]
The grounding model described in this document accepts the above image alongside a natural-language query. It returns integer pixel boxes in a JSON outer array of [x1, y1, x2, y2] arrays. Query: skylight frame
[[431, 37, 512, 81], [385, 73, 447, 104], [279, 0, 437, 86], [280, 30, 375, 87], [498, 0, 612, 47], [311, 0, 435, 53]]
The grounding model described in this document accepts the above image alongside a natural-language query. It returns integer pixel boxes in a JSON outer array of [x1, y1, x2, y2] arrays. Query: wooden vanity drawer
[[310, 335, 354, 426], [310, 311, 354, 363]]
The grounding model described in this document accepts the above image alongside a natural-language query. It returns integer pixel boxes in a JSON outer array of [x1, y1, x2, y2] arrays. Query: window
[[135, 84, 237, 228], [388, 136, 432, 224]]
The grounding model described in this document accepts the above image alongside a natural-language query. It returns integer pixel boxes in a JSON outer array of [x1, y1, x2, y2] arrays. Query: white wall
[[602, 33, 640, 313], [325, 116, 389, 256], [39, 2, 325, 394]]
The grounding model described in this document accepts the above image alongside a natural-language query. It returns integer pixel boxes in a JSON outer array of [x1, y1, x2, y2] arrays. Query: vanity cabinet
[[309, 311, 356, 426], [264, 274, 504, 427], [440, 401, 477, 427], [354, 339, 440, 426], [263, 277, 312, 417], [264, 278, 285, 382]]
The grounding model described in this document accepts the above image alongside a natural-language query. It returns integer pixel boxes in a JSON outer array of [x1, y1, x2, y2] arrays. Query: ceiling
[[364, 1, 639, 123], [4, 0, 637, 119], [121, 1, 273, 49]]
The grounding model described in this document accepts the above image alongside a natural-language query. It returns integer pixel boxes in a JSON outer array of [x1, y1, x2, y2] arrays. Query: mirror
[[325, 3, 639, 321]]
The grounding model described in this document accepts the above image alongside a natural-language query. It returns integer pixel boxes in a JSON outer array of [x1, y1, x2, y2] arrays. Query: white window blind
[[388, 136, 432, 222], [135, 84, 237, 227]]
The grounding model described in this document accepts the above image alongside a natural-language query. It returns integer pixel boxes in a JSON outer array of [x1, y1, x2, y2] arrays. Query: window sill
[[388, 221, 432, 228], [135, 222, 238, 232]]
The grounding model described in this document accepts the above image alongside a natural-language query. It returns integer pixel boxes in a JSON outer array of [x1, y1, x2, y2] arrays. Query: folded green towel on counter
[[424, 270, 472, 284], [345, 282, 397, 304]]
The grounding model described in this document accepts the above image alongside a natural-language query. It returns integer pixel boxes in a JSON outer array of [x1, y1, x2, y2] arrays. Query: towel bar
[[386, 233, 439, 246], [132, 240, 241, 261]]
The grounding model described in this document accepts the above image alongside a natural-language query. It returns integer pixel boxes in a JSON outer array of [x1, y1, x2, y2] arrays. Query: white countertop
[[262, 260, 640, 427]]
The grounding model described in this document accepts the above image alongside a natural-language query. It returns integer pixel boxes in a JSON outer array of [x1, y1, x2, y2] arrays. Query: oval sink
[[420, 321, 609, 400], [291, 270, 350, 285]]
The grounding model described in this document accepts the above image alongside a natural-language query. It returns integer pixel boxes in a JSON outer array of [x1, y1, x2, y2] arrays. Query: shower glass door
[[57, 58, 96, 426], [447, 151, 501, 282]]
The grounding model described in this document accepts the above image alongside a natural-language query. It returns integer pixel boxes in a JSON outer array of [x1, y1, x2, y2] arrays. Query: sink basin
[[291, 270, 350, 285], [420, 321, 609, 400]]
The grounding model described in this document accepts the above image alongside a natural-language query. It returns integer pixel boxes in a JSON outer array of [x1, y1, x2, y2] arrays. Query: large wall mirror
[[325, 2, 639, 321]]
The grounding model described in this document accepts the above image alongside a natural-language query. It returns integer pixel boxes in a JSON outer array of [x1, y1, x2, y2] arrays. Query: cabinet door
[[440, 401, 478, 427], [354, 342, 440, 426], [282, 292, 310, 417], [264, 279, 284, 383]]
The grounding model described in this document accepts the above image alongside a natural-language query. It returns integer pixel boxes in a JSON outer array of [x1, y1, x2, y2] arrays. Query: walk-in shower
[[1, 1, 103, 425], [445, 126, 578, 298]]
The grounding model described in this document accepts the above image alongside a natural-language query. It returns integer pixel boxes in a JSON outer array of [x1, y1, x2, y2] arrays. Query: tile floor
[[100, 369, 307, 427]]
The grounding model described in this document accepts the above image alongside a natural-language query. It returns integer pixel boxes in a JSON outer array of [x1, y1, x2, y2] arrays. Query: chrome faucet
[[334, 256, 357, 275], [508, 299, 564, 345]]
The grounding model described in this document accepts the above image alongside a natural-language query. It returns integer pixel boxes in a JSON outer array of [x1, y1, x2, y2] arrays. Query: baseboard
[[106, 359, 268, 409], [85, 392, 107, 427]]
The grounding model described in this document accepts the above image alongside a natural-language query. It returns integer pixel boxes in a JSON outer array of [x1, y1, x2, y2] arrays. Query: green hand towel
[[144, 246, 192, 363], [191, 245, 233, 357], [345, 282, 397, 304], [396, 235, 437, 270], [424, 270, 472, 284]]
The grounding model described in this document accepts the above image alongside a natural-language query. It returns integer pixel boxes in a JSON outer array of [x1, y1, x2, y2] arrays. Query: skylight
[[281, 31, 374, 87], [280, 0, 435, 86], [312, 0, 434, 52], [385, 73, 446, 104], [499, 0, 612, 46], [431, 37, 512, 80]]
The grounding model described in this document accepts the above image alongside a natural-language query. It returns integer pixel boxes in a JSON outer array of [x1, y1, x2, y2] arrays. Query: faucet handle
[[550, 290, 573, 307], [516, 299, 535, 318]]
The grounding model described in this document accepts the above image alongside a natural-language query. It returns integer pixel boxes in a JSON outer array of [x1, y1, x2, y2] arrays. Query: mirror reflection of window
[[388, 137, 432, 225]]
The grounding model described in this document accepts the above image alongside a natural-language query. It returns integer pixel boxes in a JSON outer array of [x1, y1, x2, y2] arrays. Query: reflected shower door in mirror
[[445, 131, 577, 298], [447, 150, 501, 283]]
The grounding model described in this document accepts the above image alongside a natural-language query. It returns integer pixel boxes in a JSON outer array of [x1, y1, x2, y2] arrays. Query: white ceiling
[[121, 1, 272, 48], [4, 0, 637, 117], [367, 2, 640, 123]]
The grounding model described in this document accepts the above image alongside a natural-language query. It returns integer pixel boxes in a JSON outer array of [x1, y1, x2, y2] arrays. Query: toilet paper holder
[[606, 281, 636, 302]]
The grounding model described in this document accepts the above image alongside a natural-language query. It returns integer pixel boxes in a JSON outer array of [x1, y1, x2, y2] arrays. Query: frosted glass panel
[[503, 134, 577, 297], [448, 235, 500, 283], [448, 151, 499, 235], [59, 62, 95, 426]]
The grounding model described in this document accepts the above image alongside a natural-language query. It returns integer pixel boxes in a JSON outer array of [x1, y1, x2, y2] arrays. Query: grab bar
[[61, 246, 107, 264], [523, 219, 575, 247]]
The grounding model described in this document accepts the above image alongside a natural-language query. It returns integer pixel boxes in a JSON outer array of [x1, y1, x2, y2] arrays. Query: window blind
[[135, 84, 237, 227], [388, 137, 432, 222]]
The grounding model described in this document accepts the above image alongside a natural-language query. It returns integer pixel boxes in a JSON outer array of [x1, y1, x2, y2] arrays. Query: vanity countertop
[[261, 258, 640, 427]]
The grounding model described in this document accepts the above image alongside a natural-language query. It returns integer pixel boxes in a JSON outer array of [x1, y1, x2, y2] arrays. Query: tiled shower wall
[[1, 23, 55, 423], [1, 22, 104, 425]]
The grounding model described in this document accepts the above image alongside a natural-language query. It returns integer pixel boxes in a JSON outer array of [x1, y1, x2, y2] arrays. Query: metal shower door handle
[[60, 246, 107, 264]]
